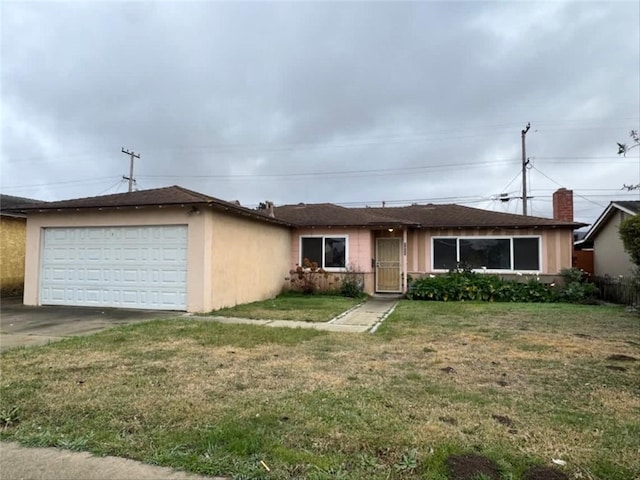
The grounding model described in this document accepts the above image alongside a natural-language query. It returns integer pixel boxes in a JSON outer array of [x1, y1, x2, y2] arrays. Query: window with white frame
[[432, 236, 540, 271], [300, 236, 347, 269]]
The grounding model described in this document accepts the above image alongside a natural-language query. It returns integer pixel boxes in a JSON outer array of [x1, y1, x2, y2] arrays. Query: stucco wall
[[0, 216, 27, 295], [593, 211, 635, 277], [290, 228, 373, 272], [208, 211, 291, 310]]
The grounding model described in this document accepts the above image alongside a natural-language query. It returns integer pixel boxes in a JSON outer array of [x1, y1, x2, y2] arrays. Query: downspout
[[402, 228, 408, 293]]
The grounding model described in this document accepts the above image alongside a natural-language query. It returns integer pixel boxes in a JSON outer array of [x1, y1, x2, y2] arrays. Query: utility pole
[[121, 148, 140, 192], [521, 123, 531, 216]]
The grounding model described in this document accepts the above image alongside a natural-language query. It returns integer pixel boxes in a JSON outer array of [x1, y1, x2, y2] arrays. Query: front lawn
[[210, 292, 363, 322], [1, 302, 638, 479]]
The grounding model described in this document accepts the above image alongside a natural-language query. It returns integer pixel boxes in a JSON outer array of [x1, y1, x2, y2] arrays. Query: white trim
[[431, 235, 542, 273], [299, 234, 349, 271]]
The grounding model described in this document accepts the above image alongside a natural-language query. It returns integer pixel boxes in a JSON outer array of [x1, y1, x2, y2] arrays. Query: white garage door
[[40, 225, 188, 310]]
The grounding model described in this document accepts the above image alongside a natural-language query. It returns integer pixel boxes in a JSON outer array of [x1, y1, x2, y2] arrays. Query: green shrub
[[407, 269, 595, 304], [558, 268, 598, 304], [340, 276, 364, 298]]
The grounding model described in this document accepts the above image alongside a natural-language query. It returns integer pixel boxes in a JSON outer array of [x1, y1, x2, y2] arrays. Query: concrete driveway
[[0, 297, 181, 351]]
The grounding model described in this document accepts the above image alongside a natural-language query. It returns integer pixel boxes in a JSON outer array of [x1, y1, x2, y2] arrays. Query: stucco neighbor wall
[[23, 207, 211, 312], [593, 211, 635, 278], [0, 216, 27, 295], [208, 211, 291, 310]]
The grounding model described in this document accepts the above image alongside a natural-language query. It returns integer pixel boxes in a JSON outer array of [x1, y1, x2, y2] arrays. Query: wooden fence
[[593, 276, 640, 306]]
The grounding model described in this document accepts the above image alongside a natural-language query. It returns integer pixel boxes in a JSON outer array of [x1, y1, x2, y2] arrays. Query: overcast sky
[[1, 0, 639, 226]]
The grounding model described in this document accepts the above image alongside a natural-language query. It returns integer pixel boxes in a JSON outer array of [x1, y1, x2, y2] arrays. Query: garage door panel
[[41, 226, 187, 310]]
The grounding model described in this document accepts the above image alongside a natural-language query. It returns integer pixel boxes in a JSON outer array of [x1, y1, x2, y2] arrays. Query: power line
[[2, 118, 637, 165], [1, 176, 115, 190]]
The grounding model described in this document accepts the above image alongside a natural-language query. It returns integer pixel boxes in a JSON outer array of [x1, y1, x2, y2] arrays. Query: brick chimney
[[552, 188, 573, 222]]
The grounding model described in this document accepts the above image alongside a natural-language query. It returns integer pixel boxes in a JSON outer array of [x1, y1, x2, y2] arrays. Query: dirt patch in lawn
[[446, 454, 500, 480], [606, 354, 637, 362], [522, 465, 569, 480]]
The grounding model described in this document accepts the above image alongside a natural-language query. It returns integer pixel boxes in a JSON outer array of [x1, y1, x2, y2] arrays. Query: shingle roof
[[273, 202, 584, 229], [614, 200, 640, 215], [355, 204, 584, 228], [272, 203, 419, 227], [0, 194, 43, 217], [1, 194, 42, 210], [15, 186, 214, 210], [13, 185, 587, 230], [14, 186, 291, 226]]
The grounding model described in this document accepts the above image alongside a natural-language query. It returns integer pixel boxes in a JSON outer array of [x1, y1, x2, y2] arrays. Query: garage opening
[[39, 225, 187, 310]]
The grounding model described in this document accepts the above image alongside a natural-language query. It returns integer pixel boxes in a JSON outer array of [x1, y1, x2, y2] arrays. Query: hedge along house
[[19, 186, 292, 312], [273, 188, 585, 294]]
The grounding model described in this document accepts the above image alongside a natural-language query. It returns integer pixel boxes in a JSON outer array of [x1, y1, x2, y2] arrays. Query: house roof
[[274, 202, 585, 229], [14, 186, 292, 226], [14, 185, 587, 231], [272, 203, 419, 228], [0, 194, 43, 218], [577, 200, 640, 244], [355, 204, 584, 229]]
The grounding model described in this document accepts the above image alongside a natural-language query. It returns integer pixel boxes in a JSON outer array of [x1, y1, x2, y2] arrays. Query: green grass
[[210, 292, 363, 322], [1, 302, 638, 479]]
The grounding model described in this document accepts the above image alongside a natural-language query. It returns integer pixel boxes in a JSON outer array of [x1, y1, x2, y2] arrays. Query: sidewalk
[[194, 295, 399, 333], [0, 442, 224, 480]]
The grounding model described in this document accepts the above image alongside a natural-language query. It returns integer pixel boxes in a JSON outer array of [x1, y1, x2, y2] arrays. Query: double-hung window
[[300, 236, 347, 269], [432, 236, 540, 272]]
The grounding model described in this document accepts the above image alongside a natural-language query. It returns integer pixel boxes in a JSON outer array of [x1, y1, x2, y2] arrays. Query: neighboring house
[[575, 201, 640, 278], [273, 188, 584, 294], [17, 186, 584, 312], [0, 194, 42, 296]]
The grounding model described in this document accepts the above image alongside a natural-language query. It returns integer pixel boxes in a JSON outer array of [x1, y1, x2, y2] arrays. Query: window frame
[[299, 235, 349, 271], [431, 235, 542, 273]]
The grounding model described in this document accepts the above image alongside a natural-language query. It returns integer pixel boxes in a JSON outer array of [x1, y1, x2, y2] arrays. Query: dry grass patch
[[1, 303, 638, 479], [209, 292, 363, 322]]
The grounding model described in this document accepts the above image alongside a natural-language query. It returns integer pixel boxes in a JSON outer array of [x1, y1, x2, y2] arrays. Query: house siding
[[0, 216, 27, 295], [593, 211, 634, 277], [289, 227, 575, 294], [208, 210, 291, 310], [290, 228, 373, 272], [406, 228, 573, 276], [289, 228, 375, 293]]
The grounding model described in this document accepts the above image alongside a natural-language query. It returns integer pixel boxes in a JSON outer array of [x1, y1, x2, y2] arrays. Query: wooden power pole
[[122, 148, 140, 192], [521, 123, 531, 216]]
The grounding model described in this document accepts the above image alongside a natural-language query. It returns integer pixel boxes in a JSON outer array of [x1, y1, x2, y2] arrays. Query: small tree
[[617, 129, 640, 191], [619, 214, 640, 267]]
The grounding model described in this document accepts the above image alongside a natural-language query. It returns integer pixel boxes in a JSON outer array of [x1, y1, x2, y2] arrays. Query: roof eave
[[19, 201, 294, 228]]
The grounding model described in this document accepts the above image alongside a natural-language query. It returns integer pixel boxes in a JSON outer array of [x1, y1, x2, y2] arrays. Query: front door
[[376, 237, 402, 292]]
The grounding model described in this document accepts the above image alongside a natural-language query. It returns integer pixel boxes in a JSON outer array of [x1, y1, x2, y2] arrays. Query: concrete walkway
[[193, 295, 399, 333], [0, 297, 399, 480], [0, 442, 224, 480]]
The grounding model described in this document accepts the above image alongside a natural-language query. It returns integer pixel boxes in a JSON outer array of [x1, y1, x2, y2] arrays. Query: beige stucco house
[[575, 201, 639, 278], [17, 186, 584, 312]]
